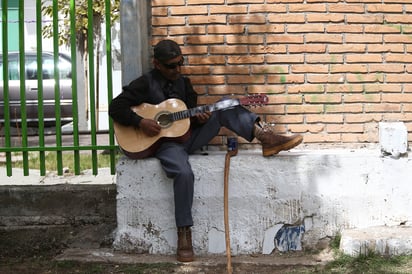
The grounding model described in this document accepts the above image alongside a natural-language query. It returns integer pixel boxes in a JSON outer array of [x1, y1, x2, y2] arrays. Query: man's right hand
[[139, 118, 161, 137]]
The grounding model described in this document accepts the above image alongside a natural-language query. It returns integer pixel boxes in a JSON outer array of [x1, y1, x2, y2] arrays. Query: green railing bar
[[36, 0, 46, 176], [105, 0, 116, 175], [87, 0, 98, 175], [69, 0, 81, 175], [52, 0, 63, 175], [18, 0, 29, 176], [1, 0, 12, 176], [0, 145, 119, 153]]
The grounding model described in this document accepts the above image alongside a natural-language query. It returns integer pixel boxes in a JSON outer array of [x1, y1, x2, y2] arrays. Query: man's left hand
[[195, 112, 211, 124]]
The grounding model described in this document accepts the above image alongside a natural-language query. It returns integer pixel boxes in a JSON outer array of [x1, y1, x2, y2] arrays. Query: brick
[[267, 114, 304, 124], [289, 4, 327, 12], [365, 103, 401, 113], [267, 14, 305, 23], [345, 34, 383, 43], [344, 94, 381, 103], [247, 45, 283, 55], [252, 65, 289, 74], [306, 114, 344, 123], [248, 25, 285, 34], [328, 4, 365, 13], [307, 74, 345, 83], [364, 24, 402, 34], [226, 35, 265, 44], [384, 34, 412, 43], [170, 6, 208, 15], [325, 104, 363, 113], [346, 73, 384, 83], [186, 35, 225, 44], [306, 54, 344, 64], [227, 55, 265, 64], [249, 4, 287, 13], [210, 5, 248, 14], [188, 15, 227, 24], [303, 133, 341, 143], [267, 54, 304, 64], [208, 85, 247, 95], [190, 75, 226, 85], [305, 34, 343, 43], [268, 94, 303, 104], [187, 0, 225, 4], [267, 35, 304, 44], [169, 26, 207, 36], [326, 24, 363, 33], [305, 94, 342, 104], [382, 94, 412, 103], [369, 64, 404, 73], [248, 85, 287, 94], [182, 66, 211, 75], [289, 124, 325, 133], [385, 15, 412, 24], [367, 44, 405, 53], [345, 113, 382, 123], [267, 74, 305, 84], [288, 84, 325, 94], [347, 14, 384, 24], [152, 0, 185, 6], [307, 14, 345, 23], [386, 54, 412, 63], [228, 14, 266, 24], [386, 74, 412, 83], [287, 104, 324, 114], [188, 55, 226, 65], [212, 65, 250, 75], [346, 54, 383, 63], [209, 45, 248, 54], [330, 64, 368, 73], [152, 16, 186, 26], [207, 25, 245, 34], [327, 124, 364, 133], [288, 44, 326, 54], [328, 44, 366, 53], [287, 24, 325, 33], [291, 64, 328, 74], [227, 75, 265, 84]]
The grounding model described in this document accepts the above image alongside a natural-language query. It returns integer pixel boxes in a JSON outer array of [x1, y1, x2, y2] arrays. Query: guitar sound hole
[[156, 112, 173, 128]]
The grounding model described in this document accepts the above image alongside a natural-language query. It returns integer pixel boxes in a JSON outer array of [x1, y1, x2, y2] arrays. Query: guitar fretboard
[[171, 99, 240, 121]]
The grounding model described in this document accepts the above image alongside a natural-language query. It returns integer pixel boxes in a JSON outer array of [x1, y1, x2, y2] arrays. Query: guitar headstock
[[239, 94, 269, 107]]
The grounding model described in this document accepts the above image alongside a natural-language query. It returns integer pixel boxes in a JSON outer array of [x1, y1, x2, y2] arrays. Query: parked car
[[0, 51, 73, 127]]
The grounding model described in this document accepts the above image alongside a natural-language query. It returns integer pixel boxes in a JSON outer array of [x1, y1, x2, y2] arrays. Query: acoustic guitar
[[113, 94, 268, 159]]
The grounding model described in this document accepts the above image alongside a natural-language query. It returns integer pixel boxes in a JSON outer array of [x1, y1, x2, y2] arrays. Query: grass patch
[[2, 150, 121, 173]]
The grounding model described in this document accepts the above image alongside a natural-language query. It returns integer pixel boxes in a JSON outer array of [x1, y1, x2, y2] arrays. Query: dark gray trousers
[[154, 105, 258, 227]]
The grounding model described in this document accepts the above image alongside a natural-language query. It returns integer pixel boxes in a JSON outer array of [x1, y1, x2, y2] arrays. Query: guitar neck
[[171, 99, 240, 121]]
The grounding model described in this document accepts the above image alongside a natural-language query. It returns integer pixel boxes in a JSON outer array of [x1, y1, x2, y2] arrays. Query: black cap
[[153, 40, 182, 61]]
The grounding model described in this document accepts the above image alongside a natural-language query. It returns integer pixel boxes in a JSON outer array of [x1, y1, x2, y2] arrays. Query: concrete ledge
[[340, 226, 412, 256], [114, 149, 412, 255]]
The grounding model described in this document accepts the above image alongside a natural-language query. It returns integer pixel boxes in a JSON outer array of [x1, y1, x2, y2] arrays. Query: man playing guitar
[[109, 39, 303, 262]]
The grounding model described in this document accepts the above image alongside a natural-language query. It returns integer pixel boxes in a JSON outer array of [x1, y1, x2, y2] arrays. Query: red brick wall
[[151, 0, 412, 146]]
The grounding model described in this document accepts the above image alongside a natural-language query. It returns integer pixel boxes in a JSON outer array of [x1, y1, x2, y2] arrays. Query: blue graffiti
[[274, 225, 305, 252]]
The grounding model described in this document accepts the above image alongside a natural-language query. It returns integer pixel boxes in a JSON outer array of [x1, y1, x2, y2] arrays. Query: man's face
[[154, 55, 184, 81]]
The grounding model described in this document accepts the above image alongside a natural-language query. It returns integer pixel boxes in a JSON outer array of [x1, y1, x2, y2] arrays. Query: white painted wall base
[[113, 148, 412, 255]]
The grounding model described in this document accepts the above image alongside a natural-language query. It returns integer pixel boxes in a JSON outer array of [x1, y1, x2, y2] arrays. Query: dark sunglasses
[[161, 58, 184, 69]]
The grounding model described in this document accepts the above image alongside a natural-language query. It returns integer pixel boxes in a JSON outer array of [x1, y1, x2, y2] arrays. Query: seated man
[[109, 39, 303, 262]]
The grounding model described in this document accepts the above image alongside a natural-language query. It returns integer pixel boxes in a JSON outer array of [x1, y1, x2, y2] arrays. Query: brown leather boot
[[254, 123, 303, 156], [177, 226, 194, 262]]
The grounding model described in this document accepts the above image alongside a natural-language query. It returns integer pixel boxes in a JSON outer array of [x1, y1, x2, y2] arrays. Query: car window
[[43, 55, 71, 80]]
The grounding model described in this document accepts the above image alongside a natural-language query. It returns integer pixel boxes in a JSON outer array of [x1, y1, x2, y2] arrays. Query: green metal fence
[[0, 0, 118, 177]]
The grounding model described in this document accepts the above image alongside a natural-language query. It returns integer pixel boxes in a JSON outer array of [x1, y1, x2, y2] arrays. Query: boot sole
[[262, 135, 303, 157]]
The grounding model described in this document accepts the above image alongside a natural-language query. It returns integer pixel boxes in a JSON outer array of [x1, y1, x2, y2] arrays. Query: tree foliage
[[41, 0, 120, 57]]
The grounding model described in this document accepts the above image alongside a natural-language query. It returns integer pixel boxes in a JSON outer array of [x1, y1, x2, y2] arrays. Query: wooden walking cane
[[224, 136, 238, 274]]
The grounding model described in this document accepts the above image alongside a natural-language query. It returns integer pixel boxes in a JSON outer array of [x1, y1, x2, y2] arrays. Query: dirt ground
[[0, 248, 333, 274]]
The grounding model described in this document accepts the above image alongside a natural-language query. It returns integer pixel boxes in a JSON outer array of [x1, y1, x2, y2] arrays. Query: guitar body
[[113, 99, 191, 159]]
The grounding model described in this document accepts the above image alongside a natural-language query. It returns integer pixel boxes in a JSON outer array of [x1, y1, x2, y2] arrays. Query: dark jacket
[[109, 69, 198, 127]]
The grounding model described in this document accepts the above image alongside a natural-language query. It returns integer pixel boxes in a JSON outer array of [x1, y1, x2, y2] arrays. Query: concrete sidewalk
[[0, 166, 116, 185], [56, 247, 334, 273]]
